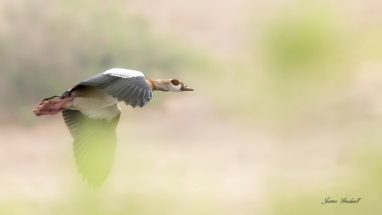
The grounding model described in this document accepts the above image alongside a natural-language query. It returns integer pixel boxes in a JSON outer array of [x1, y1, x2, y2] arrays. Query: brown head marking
[[171, 79, 180, 86]]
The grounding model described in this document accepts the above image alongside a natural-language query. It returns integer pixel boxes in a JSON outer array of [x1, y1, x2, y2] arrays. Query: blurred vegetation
[[205, 2, 356, 130], [269, 139, 382, 215], [257, 2, 352, 127]]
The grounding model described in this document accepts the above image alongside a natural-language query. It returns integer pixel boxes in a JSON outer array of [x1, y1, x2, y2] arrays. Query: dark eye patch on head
[[171, 79, 180, 86]]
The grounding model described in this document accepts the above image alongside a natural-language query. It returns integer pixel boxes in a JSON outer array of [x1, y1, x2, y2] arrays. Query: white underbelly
[[81, 103, 121, 121]]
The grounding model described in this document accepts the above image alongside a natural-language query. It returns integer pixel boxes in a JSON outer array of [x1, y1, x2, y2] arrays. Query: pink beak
[[181, 84, 194, 91]]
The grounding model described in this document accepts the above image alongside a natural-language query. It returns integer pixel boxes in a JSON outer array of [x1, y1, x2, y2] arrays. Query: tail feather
[[33, 96, 72, 116]]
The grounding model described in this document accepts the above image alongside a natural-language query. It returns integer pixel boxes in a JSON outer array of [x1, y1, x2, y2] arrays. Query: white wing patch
[[103, 68, 144, 78]]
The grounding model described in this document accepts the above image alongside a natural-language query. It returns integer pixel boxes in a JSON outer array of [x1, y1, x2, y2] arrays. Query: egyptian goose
[[33, 68, 193, 188]]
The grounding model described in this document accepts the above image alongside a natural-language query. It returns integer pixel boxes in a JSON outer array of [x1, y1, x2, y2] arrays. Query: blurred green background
[[1, 0, 382, 214]]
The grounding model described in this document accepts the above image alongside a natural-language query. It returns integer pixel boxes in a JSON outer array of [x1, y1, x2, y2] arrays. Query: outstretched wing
[[62, 108, 120, 188], [76, 68, 153, 108]]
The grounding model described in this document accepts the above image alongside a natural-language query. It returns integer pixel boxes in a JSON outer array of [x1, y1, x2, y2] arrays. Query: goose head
[[169, 79, 194, 92], [147, 78, 194, 92]]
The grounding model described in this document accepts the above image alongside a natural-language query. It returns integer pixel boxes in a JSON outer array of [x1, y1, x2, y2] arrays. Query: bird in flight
[[33, 68, 194, 188]]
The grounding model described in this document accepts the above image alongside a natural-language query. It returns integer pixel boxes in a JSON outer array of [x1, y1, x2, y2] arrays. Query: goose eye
[[171, 79, 180, 86]]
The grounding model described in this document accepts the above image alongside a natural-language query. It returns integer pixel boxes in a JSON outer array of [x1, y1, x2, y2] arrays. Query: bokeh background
[[1, 0, 382, 214]]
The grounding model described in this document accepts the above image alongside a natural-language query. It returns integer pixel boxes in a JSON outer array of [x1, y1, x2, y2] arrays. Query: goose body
[[33, 68, 193, 188]]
